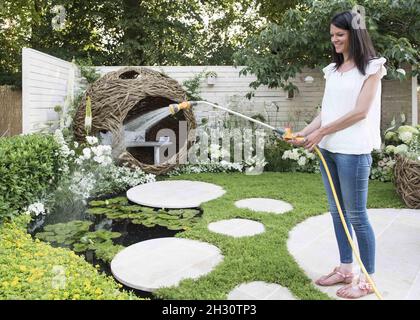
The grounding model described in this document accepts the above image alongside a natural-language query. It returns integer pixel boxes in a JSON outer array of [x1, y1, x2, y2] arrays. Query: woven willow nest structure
[[73, 67, 197, 175], [393, 154, 420, 209]]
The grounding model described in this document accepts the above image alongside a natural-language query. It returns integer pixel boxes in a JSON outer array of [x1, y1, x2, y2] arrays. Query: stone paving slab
[[127, 180, 226, 208], [111, 237, 224, 292], [287, 208, 420, 300], [228, 281, 297, 300], [235, 198, 293, 214], [208, 218, 265, 238]]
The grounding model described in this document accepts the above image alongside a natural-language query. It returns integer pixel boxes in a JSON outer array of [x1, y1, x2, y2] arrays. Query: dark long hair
[[330, 11, 377, 75]]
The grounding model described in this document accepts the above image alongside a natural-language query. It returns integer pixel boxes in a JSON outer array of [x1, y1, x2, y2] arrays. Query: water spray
[[169, 100, 383, 300]]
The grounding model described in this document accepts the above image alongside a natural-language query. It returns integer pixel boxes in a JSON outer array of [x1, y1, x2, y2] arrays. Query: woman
[[290, 10, 387, 299]]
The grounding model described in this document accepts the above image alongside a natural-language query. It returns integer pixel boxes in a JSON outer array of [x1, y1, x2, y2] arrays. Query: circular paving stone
[[208, 218, 265, 237], [127, 180, 226, 208], [235, 198, 293, 214], [228, 281, 297, 300], [111, 237, 224, 292]]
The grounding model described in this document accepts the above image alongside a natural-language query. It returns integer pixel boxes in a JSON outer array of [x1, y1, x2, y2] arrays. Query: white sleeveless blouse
[[318, 57, 387, 154]]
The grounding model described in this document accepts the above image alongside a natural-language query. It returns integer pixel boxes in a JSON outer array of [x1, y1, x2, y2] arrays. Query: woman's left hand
[[303, 128, 325, 151]]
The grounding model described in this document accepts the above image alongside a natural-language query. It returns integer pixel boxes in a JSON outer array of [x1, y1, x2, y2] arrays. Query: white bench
[[125, 141, 173, 165]]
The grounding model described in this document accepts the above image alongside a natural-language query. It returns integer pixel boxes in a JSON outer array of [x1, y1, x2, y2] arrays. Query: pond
[[27, 192, 203, 299]]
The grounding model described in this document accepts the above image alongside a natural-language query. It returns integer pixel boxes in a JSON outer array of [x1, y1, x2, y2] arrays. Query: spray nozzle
[[168, 101, 197, 115], [274, 127, 305, 142]]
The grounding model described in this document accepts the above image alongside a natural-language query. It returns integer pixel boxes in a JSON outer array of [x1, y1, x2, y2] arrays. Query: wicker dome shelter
[[394, 154, 420, 209], [73, 67, 197, 175]]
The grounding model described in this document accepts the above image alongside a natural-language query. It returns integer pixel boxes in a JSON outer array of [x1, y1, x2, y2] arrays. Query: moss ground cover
[[0, 216, 139, 300]]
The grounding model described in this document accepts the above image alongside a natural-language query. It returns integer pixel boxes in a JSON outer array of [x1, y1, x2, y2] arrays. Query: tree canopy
[[234, 0, 420, 96], [0, 0, 267, 86]]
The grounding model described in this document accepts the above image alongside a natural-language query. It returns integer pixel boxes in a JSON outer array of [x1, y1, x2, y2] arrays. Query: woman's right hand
[[288, 131, 306, 146]]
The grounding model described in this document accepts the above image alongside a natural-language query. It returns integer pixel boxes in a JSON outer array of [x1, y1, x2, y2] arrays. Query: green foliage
[[256, 0, 303, 23], [234, 0, 420, 95], [264, 138, 295, 172], [0, 0, 266, 86], [75, 58, 101, 84], [0, 134, 65, 221], [35, 221, 93, 246], [182, 71, 205, 101], [35, 220, 123, 263], [87, 196, 201, 231], [0, 215, 138, 300]]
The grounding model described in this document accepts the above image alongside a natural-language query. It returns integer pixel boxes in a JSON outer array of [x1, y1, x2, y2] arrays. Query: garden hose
[[169, 100, 383, 300]]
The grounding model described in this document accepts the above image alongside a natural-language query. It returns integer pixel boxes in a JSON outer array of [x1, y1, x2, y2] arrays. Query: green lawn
[[154, 172, 405, 300]]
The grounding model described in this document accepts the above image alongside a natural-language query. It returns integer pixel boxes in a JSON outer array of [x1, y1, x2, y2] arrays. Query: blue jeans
[[318, 147, 375, 274]]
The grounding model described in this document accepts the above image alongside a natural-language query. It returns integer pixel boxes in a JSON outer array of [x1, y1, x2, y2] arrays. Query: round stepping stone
[[235, 198, 293, 214], [127, 180, 225, 208], [208, 218, 265, 237], [228, 281, 297, 300], [111, 237, 223, 292], [287, 208, 420, 300]]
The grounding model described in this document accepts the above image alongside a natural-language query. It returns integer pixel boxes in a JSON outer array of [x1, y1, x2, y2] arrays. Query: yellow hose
[[313, 146, 383, 300], [169, 100, 383, 299]]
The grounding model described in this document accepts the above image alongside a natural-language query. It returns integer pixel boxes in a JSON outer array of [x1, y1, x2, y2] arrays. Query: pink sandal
[[336, 280, 374, 299], [315, 267, 354, 286]]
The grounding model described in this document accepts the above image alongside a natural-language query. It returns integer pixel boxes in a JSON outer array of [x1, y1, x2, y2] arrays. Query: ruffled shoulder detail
[[322, 63, 336, 80], [365, 57, 387, 79]]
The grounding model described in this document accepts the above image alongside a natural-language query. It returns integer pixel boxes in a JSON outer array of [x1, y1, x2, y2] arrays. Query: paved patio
[[288, 208, 420, 300]]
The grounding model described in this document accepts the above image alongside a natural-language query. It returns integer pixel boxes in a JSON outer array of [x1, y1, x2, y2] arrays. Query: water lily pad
[[88, 200, 108, 207], [119, 206, 143, 213], [157, 213, 179, 220], [87, 207, 114, 215], [104, 197, 129, 206]]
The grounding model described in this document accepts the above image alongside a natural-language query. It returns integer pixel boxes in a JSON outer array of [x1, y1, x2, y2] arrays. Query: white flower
[[82, 148, 91, 159], [93, 155, 104, 164], [397, 125, 419, 135], [73, 141, 79, 148], [298, 156, 307, 166], [290, 149, 300, 161], [26, 202, 47, 216], [54, 129, 65, 144], [399, 131, 413, 144], [395, 144, 409, 154], [86, 136, 98, 145], [396, 68, 406, 76], [84, 116, 92, 129]]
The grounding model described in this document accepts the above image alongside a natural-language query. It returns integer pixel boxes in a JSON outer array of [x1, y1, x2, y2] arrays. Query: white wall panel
[[22, 48, 77, 133]]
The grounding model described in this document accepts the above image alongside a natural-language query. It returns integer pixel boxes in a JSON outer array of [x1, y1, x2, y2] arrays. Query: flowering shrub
[[52, 130, 155, 204], [0, 134, 65, 221], [281, 147, 320, 173], [370, 121, 420, 182], [168, 160, 243, 176], [24, 202, 48, 217], [370, 150, 396, 182], [173, 127, 268, 175]]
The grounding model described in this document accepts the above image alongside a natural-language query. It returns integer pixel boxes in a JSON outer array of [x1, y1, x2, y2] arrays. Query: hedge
[[0, 134, 64, 221]]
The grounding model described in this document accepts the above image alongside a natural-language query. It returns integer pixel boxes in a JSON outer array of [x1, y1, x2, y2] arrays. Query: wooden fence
[[0, 86, 22, 137]]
